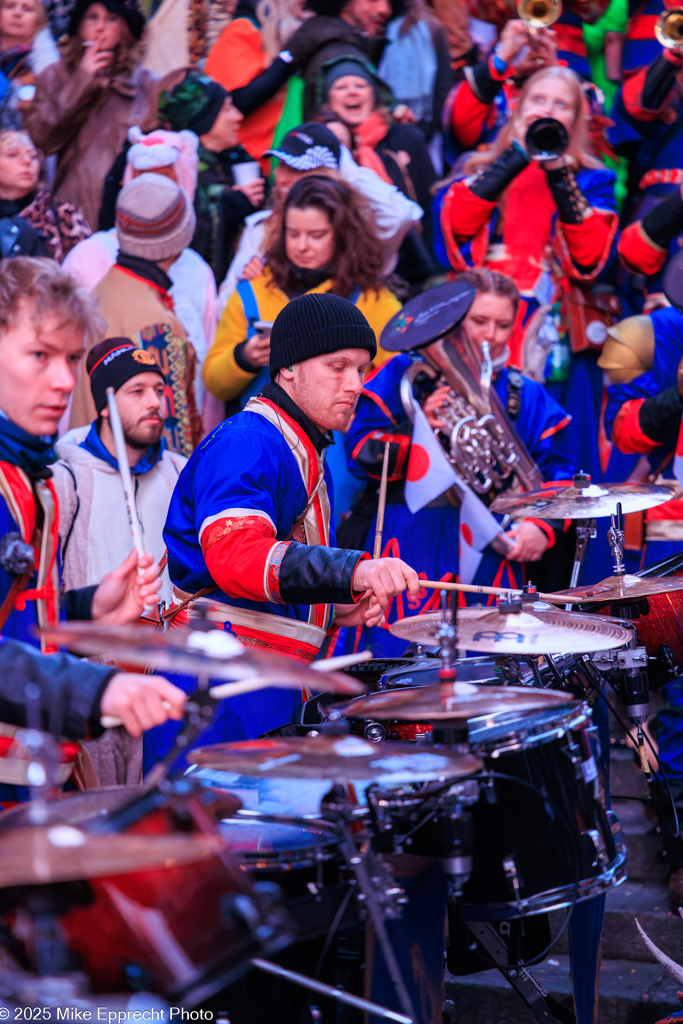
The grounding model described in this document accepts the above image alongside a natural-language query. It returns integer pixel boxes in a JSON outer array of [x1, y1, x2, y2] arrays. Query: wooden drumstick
[[100, 651, 373, 727], [106, 386, 144, 558], [418, 579, 573, 604], [373, 441, 391, 560]]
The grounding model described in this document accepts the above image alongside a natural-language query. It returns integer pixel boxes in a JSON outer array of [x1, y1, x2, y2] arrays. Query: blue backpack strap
[[236, 279, 260, 339], [349, 286, 362, 305]]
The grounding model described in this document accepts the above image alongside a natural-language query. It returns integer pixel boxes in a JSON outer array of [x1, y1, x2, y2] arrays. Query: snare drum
[[460, 701, 626, 920], [219, 817, 348, 935]]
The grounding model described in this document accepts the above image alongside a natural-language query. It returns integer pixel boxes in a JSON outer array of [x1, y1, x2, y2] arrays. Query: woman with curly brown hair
[[22, 0, 155, 230], [203, 174, 400, 407]]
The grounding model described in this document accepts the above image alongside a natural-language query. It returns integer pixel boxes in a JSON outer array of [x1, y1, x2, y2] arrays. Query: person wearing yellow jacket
[[203, 174, 400, 407]]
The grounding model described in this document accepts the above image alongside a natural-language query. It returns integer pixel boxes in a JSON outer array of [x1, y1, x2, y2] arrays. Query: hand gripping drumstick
[[373, 441, 391, 560], [99, 650, 372, 728], [106, 387, 144, 558]]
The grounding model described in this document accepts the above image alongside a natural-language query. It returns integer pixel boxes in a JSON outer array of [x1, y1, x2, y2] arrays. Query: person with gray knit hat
[[69, 173, 202, 458], [159, 288, 419, 759]]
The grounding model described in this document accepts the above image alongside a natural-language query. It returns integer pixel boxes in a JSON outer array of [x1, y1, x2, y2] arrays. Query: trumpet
[[655, 6, 683, 50], [525, 116, 570, 161], [517, 0, 561, 30]]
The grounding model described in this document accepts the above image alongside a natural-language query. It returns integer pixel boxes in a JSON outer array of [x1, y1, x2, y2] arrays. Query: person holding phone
[[22, 0, 155, 232], [203, 174, 400, 412]]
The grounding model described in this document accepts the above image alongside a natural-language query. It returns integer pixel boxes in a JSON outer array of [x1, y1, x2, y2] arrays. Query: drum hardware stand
[[250, 958, 413, 1024], [319, 786, 418, 1022], [605, 503, 653, 780], [143, 675, 218, 788], [463, 921, 574, 1024]]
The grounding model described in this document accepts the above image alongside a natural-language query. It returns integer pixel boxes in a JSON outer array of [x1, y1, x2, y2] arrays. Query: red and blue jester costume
[[151, 381, 370, 767]]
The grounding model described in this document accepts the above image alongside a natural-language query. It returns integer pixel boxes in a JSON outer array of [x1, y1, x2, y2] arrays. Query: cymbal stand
[[604, 503, 652, 779], [567, 519, 597, 609]]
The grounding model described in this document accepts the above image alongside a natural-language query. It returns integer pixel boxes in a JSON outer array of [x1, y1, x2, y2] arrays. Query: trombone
[[655, 6, 683, 50], [517, 0, 561, 31]]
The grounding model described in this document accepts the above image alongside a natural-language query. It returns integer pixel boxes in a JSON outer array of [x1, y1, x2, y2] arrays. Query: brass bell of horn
[[517, 0, 561, 30], [525, 117, 570, 161], [655, 7, 683, 50]]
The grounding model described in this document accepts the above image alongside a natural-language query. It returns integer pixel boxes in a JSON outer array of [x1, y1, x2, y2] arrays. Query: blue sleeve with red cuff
[[164, 412, 366, 607]]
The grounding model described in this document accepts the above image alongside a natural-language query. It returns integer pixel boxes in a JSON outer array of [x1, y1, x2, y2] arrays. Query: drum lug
[[583, 828, 603, 867], [503, 855, 521, 901], [364, 721, 387, 743]]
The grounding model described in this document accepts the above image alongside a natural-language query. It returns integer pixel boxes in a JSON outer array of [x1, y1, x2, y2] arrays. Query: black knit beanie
[[87, 338, 165, 414], [269, 293, 377, 377]]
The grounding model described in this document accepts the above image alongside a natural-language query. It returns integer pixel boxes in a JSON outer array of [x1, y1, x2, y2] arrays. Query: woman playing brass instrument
[[338, 270, 575, 659], [435, 65, 618, 481]]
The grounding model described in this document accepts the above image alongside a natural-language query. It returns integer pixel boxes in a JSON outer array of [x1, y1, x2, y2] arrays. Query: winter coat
[[23, 58, 156, 229]]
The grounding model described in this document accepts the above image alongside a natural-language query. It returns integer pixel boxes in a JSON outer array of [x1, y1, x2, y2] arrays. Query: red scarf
[[353, 112, 394, 185]]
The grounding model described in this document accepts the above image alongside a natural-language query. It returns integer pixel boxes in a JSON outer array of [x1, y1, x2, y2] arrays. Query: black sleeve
[[640, 188, 683, 250], [639, 384, 683, 444], [0, 637, 114, 739], [98, 142, 130, 231], [279, 542, 365, 605], [220, 188, 259, 232], [467, 143, 529, 202], [231, 56, 294, 117], [63, 585, 98, 621], [641, 53, 678, 111], [427, 28, 454, 140], [464, 59, 506, 105]]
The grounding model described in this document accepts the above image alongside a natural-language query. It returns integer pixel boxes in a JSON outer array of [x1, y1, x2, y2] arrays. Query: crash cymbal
[[36, 623, 365, 696], [336, 682, 576, 722], [491, 481, 675, 519], [189, 735, 482, 783], [0, 784, 242, 832], [389, 606, 632, 654], [551, 573, 683, 604], [0, 825, 225, 888]]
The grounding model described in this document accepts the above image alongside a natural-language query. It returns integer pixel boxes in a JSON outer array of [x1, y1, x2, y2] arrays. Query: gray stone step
[[444, 954, 683, 1024], [612, 798, 669, 885], [549, 882, 683, 964]]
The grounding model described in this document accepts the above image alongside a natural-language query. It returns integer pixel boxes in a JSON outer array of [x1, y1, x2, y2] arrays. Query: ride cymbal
[[35, 623, 365, 695], [389, 606, 632, 654], [336, 682, 576, 722], [551, 573, 683, 604], [189, 735, 482, 783], [491, 481, 675, 519]]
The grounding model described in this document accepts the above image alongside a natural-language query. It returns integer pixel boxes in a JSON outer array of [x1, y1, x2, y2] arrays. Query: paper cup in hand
[[232, 161, 262, 185]]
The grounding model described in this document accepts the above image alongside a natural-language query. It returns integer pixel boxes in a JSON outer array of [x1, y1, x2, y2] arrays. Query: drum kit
[[0, 479, 680, 1022]]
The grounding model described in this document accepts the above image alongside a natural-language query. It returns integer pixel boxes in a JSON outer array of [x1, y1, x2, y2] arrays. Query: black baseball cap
[[265, 123, 341, 170]]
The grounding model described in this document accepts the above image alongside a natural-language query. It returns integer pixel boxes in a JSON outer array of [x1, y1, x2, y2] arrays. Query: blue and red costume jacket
[[434, 161, 618, 361], [0, 417, 115, 803], [339, 354, 574, 657], [611, 47, 683, 295], [621, 0, 667, 75], [153, 382, 369, 763], [164, 381, 367, 659], [605, 306, 683, 543]]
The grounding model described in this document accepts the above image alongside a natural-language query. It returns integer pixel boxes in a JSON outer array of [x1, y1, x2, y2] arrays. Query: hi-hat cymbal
[[36, 623, 364, 696], [389, 606, 632, 654], [491, 481, 675, 519], [336, 683, 576, 722], [189, 735, 482, 783], [0, 825, 225, 888], [551, 573, 683, 604]]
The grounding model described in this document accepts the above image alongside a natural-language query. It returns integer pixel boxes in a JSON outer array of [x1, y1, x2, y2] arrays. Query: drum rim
[[456, 848, 627, 921], [468, 702, 591, 754], [219, 813, 342, 870]]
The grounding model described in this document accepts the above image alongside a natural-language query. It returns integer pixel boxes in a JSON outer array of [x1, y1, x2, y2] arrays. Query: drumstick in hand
[[106, 387, 144, 558], [373, 441, 391, 559]]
